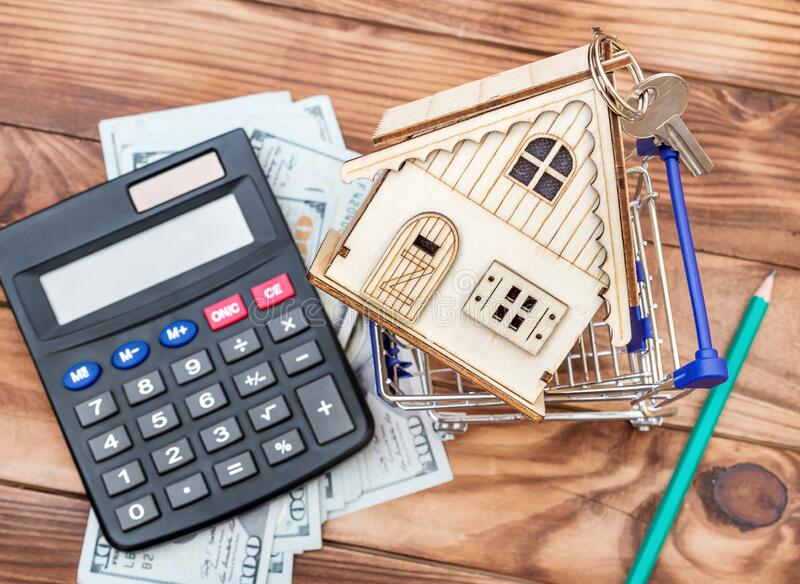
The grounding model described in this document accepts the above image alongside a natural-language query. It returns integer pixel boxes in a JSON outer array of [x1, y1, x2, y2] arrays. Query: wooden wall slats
[[0, 485, 515, 584], [266, 0, 800, 97], [0, 1, 797, 267]]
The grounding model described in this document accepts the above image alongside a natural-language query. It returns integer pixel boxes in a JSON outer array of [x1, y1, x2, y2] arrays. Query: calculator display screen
[[40, 194, 254, 325]]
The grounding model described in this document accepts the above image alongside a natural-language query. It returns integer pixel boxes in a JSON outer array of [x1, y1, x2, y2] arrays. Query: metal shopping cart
[[367, 149, 727, 437]]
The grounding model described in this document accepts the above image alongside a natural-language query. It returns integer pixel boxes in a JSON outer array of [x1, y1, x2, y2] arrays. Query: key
[[621, 73, 713, 176]]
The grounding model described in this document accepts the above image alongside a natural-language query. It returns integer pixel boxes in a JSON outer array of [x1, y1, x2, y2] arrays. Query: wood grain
[[323, 421, 800, 583], [0, 1, 798, 267], [268, 0, 800, 98], [0, 485, 515, 584]]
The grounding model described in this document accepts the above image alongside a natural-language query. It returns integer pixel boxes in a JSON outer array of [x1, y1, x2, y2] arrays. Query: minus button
[[280, 340, 324, 376]]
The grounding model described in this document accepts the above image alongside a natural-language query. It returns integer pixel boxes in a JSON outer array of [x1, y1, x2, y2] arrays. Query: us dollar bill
[[77, 503, 278, 584], [271, 481, 322, 554], [266, 551, 294, 584]]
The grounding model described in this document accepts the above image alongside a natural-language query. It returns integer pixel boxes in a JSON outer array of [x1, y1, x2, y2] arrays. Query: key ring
[[588, 29, 648, 121]]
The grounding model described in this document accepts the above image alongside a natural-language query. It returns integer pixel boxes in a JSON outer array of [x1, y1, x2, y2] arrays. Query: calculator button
[[263, 429, 305, 466], [218, 328, 261, 364], [203, 293, 247, 331], [184, 383, 228, 419], [63, 361, 101, 391], [199, 416, 243, 453], [74, 391, 118, 427], [159, 319, 198, 348], [151, 437, 195, 474], [171, 350, 214, 385], [251, 273, 295, 310], [214, 451, 258, 487], [123, 370, 167, 405], [88, 425, 132, 462], [165, 473, 209, 509], [111, 340, 150, 370], [248, 396, 291, 431], [137, 404, 181, 440], [233, 362, 276, 397], [280, 340, 323, 376], [267, 307, 309, 343], [102, 460, 146, 496], [115, 494, 160, 532], [296, 375, 355, 445]]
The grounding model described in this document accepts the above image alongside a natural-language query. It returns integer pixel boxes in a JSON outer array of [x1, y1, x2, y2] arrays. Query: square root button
[[296, 375, 354, 445]]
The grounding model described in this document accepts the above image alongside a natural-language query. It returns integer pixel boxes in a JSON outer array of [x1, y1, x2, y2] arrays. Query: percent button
[[262, 429, 305, 466]]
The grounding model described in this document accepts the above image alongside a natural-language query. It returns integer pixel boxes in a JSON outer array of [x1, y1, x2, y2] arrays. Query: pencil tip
[[755, 270, 776, 301]]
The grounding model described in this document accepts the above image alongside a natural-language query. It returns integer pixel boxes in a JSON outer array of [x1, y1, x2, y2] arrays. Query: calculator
[[0, 130, 373, 550]]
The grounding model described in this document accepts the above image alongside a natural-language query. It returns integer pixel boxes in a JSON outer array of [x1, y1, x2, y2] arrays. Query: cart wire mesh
[[369, 160, 695, 437]]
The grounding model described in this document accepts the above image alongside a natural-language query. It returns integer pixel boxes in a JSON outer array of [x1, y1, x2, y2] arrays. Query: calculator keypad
[[102, 460, 146, 496], [185, 383, 228, 419], [89, 425, 132, 462], [123, 370, 166, 405], [214, 451, 258, 487], [151, 438, 195, 474], [171, 350, 214, 385], [137, 404, 181, 440], [75, 391, 118, 427], [280, 340, 324, 376], [233, 362, 276, 397], [296, 375, 355, 445], [199, 416, 243, 453], [218, 328, 261, 364]]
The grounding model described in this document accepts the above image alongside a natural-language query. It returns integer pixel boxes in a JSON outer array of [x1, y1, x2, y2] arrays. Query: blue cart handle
[[637, 138, 728, 389]]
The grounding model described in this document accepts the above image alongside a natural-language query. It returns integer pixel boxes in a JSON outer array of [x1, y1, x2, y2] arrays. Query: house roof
[[372, 44, 633, 146]]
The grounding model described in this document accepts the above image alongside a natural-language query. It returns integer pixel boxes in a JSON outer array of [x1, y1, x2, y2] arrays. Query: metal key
[[621, 73, 713, 176]]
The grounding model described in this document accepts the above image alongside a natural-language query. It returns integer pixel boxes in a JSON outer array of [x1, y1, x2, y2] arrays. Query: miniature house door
[[362, 212, 458, 322]]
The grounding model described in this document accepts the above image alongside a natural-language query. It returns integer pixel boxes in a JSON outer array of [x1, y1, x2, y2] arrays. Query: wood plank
[[0, 1, 797, 268], [324, 421, 800, 583], [268, 0, 800, 98], [0, 485, 514, 584]]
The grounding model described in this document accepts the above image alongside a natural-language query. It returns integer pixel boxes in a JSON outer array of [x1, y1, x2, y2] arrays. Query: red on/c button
[[251, 273, 295, 310], [203, 294, 247, 331]]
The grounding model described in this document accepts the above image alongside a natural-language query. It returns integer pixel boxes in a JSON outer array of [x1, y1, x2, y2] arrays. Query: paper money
[[266, 551, 294, 584], [272, 481, 322, 554], [77, 503, 278, 584]]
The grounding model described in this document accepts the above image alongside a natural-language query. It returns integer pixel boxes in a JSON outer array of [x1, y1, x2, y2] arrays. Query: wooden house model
[[309, 43, 637, 420]]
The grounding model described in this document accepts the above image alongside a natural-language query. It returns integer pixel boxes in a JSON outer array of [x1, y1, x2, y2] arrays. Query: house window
[[508, 136, 574, 202]]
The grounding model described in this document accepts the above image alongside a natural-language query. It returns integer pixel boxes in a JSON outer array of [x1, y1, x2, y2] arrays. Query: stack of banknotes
[[77, 93, 453, 583]]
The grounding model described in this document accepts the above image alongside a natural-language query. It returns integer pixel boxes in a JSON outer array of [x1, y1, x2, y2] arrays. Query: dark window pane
[[492, 305, 508, 322], [551, 146, 573, 176], [509, 315, 525, 331], [525, 137, 555, 161], [509, 157, 538, 186], [534, 173, 563, 201]]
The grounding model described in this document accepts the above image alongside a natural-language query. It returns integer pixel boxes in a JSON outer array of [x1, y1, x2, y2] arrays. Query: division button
[[123, 370, 167, 406], [111, 340, 150, 370], [218, 328, 261, 364], [184, 383, 228, 419], [280, 340, 323, 376], [165, 473, 209, 509], [250, 273, 295, 310], [88, 425, 132, 462], [115, 494, 160, 532], [214, 451, 258, 488], [203, 293, 247, 331], [159, 319, 198, 348], [63, 361, 101, 391], [151, 437, 195, 474], [199, 416, 243, 453], [247, 396, 291, 431], [263, 429, 305, 466], [296, 375, 355, 445], [233, 362, 276, 397], [136, 403, 181, 440], [74, 390, 118, 427], [267, 307, 309, 343], [102, 460, 146, 496], [171, 350, 214, 385]]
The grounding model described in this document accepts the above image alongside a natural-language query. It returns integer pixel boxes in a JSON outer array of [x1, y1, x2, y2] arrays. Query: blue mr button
[[63, 361, 101, 390]]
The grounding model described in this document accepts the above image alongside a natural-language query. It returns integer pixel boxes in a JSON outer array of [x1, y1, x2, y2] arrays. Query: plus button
[[317, 400, 333, 416]]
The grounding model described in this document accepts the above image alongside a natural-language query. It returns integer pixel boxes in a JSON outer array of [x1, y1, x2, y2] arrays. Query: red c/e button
[[203, 294, 247, 331], [251, 274, 295, 310]]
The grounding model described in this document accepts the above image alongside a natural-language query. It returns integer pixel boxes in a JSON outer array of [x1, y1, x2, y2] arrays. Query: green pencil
[[626, 270, 775, 584]]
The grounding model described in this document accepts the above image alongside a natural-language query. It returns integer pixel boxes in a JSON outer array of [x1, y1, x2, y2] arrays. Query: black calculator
[[0, 130, 373, 550]]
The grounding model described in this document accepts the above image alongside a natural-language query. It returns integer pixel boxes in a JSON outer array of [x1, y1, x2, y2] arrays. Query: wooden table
[[0, 1, 798, 582]]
